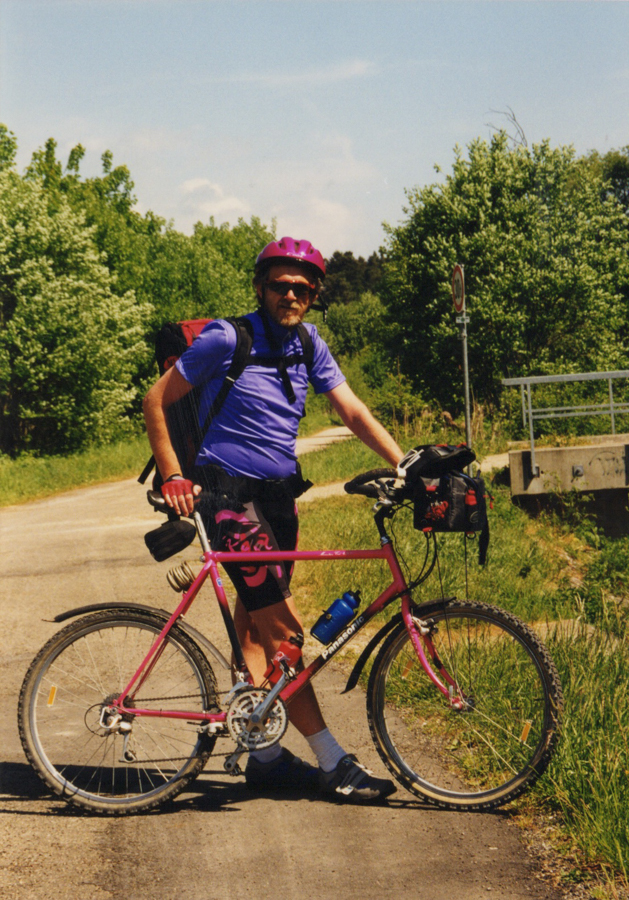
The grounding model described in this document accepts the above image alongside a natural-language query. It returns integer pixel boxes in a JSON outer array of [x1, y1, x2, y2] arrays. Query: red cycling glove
[[161, 476, 195, 509]]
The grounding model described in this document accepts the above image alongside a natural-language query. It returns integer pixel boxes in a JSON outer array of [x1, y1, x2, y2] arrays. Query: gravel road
[[0, 437, 562, 900]]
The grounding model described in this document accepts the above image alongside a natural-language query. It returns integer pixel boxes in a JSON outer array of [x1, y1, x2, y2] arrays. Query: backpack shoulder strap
[[295, 323, 314, 373], [197, 315, 313, 441], [199, 316, 254, 436]]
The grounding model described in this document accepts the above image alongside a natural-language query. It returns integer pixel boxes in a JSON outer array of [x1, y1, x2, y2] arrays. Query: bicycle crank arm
[[248, 672, 289, 728], [224, 747, 247, 776]]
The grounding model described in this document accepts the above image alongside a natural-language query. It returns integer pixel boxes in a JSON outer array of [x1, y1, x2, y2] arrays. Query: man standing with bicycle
[[143, 237, 403, 802]]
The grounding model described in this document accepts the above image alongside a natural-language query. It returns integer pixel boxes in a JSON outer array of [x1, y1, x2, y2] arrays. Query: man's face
[[257, 263, 317, 328]]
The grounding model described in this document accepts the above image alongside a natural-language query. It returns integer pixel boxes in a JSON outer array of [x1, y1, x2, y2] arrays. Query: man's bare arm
[[324, 381, 403, 467], [143, 367, 200, 514]]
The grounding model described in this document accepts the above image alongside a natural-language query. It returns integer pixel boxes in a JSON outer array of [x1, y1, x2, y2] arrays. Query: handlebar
[[148, 468, 408, 513], [343, 468, 400, 499], [147, 490, 168, 511]]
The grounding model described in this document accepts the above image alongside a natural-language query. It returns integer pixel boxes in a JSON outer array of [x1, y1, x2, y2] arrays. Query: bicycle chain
[[110, 692, 238, 765], [110, 740, 238, 766]]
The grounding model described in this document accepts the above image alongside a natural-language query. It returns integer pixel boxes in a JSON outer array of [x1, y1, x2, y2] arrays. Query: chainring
[[226, 687, 288, 751]]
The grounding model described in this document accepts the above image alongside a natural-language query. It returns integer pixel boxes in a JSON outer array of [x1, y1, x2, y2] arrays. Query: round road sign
[[452, 264, 465, 313]]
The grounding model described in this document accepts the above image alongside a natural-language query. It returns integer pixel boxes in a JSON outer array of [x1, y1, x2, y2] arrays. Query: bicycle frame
[[113, 506, 455, 727]]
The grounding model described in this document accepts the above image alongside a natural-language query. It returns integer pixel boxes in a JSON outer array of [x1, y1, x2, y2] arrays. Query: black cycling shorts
[[194, 466, 299, 612]]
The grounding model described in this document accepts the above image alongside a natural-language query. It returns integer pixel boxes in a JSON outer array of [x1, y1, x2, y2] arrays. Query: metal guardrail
[[501, 370, 629, 476]]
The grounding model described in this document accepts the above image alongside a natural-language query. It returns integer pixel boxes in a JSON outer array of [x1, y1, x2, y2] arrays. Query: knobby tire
[[367, 600, 563, 810]]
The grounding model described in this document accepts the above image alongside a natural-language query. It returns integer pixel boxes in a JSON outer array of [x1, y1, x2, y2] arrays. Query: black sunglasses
[[265, 280, 317, 301]]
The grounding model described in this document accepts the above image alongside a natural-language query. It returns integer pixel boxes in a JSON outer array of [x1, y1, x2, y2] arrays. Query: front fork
[[401, 595, 470, 711]]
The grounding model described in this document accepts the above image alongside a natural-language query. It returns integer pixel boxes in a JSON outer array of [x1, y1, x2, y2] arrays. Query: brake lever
[[377, 477, 406, 500]]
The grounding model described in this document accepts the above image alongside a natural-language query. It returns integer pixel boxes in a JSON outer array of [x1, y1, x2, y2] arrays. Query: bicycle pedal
[[224, 748, 246, 776]]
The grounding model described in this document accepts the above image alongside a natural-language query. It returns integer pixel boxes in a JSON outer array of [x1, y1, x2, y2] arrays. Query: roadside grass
[[0, 434, 151, 507], [0, 425, 365, 509], [540, 612, 629, 889], [300, 436, 388, 486], [292, 459, 629, 896]]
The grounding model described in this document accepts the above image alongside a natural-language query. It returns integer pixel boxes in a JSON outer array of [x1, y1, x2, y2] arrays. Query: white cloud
[[253, 132, 380, 199], [181, 177, 215, 194], [211, 59, 378, 89], [277, 196, 356, 256], [168, 132, 384, 253], [179, 178, 251, 223]]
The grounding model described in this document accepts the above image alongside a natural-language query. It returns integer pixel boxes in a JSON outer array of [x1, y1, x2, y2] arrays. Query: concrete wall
[[509, 442, 629, 495]]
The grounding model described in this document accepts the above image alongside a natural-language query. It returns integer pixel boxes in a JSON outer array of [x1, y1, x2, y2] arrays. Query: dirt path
[[0, 434, 561, 900]]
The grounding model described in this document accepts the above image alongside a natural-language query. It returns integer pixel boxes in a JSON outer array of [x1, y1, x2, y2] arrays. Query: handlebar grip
[[344, 468, 398, 497], [147, 489, 167, 510]]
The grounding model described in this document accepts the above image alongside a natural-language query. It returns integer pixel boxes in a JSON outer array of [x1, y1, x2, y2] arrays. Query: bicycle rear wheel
[[367, 600, 563, 810], [19, 610, 218, 814]]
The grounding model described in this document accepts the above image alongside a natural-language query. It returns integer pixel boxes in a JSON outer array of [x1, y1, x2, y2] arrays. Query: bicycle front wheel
[[19, 610, 218, 815], [367, 600, 563, 810]]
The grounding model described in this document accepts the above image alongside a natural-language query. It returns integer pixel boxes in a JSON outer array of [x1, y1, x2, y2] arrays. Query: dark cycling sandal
[[245, 748, 320, 793], [319, 754, 396, 802]]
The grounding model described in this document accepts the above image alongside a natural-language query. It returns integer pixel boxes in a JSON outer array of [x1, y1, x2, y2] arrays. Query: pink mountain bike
[[18, 468, 563, 815]]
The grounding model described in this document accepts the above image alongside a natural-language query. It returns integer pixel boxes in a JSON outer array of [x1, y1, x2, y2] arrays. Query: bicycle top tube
[[210, 547, 391, 564]]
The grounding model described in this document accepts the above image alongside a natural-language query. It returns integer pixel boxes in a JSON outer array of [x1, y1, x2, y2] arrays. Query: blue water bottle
[[310, 591, 361, 644]]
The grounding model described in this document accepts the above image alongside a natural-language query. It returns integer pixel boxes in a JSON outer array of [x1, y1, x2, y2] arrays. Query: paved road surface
[[0, 444, 561, 900]]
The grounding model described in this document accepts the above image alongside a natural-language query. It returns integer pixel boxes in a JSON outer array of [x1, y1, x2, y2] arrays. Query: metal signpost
[[452, 264, 472, 449]]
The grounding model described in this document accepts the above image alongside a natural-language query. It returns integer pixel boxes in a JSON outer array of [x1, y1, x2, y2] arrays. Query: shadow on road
[[0, 761, 51, 807], [1, 760, 514, 823]]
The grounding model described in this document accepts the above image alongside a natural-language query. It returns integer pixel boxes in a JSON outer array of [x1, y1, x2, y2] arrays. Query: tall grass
[[294, 485, 570, 625], [300, 436, 388, 486], [536, 606, 629, 886]]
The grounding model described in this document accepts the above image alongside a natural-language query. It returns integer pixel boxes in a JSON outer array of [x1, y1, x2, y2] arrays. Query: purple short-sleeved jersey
[[175, 311, 345, 480]]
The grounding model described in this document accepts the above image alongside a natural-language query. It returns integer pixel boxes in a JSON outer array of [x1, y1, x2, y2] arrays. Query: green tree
[[326, 290, 387, 358], [0, 165, 150, 455], [382, 133, 629, 412], [137, 216, 275, 340], [324, 250, 383, 306], [1, 126, 278, 455], [26, 137, 161, 300], [0, 125, 18, 172], [24, 136, 275, 379], [589, 146, 629, 216]]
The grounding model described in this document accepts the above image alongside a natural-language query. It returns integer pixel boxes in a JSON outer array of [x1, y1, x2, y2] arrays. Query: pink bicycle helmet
[[255, 237, 326, 280]]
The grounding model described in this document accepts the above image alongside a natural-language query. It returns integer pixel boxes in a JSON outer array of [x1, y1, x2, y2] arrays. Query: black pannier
[[413, 471, 487, 533]]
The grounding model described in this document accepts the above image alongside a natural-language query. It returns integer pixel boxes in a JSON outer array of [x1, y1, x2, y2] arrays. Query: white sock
[[250, 744, 283, 765], [306, 727, 347, 773]]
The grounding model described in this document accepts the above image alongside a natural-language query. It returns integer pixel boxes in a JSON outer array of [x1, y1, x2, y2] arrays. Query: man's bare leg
[[233, 595, 326, 736], [234, 596, 396, 800]]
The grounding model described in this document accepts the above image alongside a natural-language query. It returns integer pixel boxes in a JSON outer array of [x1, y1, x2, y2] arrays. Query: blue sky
[[1, 0, 628, 257]]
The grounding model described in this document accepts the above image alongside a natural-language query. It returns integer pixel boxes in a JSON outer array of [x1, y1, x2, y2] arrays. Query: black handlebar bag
[[407, 446, 490, 565]]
